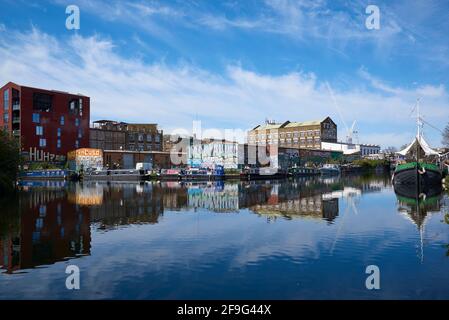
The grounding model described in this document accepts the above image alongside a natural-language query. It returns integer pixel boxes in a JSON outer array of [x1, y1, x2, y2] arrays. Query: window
[[3, 89, 9, 111], [32, 113, 40, 123], [36, 126, 43, 136], [78, 129, 82, 139], [33, 93, 52, 112], [57, 128, 61, 137], [60, 116, 65, 125], [138, 134, 144, 142], [75, 140, 79, 148], [3, 113, 9, 123], [69, 99, 81, 115], [75, 118, 80, 127], [57, 139, 61, 149], [146, 134, 152, 142], [39, 138, 46, 147]]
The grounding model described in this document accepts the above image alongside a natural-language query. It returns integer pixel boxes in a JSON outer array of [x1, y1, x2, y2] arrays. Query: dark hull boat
[[393, 162, 442, 189], [394, 179, 442, 199]]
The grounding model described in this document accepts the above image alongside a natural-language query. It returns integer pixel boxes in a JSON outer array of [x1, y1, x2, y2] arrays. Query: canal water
[[1, 174, 449, 299]]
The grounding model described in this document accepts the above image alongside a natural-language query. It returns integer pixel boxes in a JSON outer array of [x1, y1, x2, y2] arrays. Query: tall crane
[[325, 82, 359, 144]]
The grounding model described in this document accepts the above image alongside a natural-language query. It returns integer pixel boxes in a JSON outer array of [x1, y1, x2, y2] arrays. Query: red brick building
[[0, 82, 90, 162]]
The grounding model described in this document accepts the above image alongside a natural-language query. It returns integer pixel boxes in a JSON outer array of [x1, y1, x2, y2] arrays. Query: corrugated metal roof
[[252, 119, 327, 131], [284, 120, 322, 127], [254, 123, 284, 130]]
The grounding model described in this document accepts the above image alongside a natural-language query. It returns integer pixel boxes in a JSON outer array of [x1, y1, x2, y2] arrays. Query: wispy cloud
[[46, 0, 449, 68], [0, 28, 448, 148]]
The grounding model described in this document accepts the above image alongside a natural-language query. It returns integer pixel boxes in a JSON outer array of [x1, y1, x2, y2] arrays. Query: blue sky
[[1, 0, 449, 148]]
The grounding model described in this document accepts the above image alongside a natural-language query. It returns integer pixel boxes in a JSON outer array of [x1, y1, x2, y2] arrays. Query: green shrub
[[353, 159, 388, 169], [0, 130, 21, 193]]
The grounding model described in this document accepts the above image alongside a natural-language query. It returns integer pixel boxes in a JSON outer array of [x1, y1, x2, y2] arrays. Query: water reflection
[[0, 187, 90, 274], [1, 174, 449, 299], [1, 175, 392, 275], [394, 184, 444, 262]]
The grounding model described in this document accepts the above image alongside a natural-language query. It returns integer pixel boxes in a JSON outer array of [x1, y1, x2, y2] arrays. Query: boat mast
[[415, 98, 421, 194], [416, 98, 422, 141]]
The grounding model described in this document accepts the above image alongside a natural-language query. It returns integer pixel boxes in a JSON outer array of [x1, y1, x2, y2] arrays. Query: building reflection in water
[[246, 181, 339, 223], [0, 176, 383, 273], [0, 184, 91, 274]]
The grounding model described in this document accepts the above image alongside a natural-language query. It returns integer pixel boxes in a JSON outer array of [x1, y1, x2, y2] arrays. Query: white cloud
[[0, 28, 448, 148]]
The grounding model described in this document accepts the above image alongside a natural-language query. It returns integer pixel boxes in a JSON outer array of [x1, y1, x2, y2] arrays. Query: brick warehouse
[[0, 82, 90, 162]]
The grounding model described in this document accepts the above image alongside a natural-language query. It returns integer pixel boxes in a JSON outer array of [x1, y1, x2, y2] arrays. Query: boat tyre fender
[[418, 166, 426, 175]]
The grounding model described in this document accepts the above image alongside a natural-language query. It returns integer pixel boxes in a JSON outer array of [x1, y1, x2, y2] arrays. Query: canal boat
[[240, 167, 289, 180], [288, 166, 320, 177], [83, 169, 147, 181], [181, 165, 225, 181], [393, 101, 442, 190], [319, 164, 341, 176], [18, 169, 70, 180], [157, 168, 183, 181]]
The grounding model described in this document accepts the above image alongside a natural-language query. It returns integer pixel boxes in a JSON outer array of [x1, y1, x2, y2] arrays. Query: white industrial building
[[321, 141, 380, 157]]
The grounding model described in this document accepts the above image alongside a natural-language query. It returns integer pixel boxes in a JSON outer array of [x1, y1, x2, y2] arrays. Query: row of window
[[32, 113, 81, 128], [128, 144, 157, 151], [38, 127, 80, 139], [252, 130, 321, 140], [32, 93, 85, 115], [362, 149, 380, 155], [38, 138, 78, 149], [129, 134, 161, 143]]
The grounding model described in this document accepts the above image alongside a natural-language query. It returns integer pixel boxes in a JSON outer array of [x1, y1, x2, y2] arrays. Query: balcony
[[13, 130, 20, 137], [12, 103, 20, 111], [12, 117, 20, 124]]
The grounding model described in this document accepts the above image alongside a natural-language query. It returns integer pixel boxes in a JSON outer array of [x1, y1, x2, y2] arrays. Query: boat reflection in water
[[394, 183, 444, 262], [3, 174, 449, 299]]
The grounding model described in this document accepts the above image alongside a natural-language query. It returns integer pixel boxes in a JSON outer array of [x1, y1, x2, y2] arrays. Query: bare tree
[[443, 122, 449, 148], [383, 146, 397, 154]]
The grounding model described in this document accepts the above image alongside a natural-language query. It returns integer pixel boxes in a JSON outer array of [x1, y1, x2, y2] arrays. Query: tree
[[383, 146, 398, 154], [443, 122, 449, 148], [0, 130, 21, 193]]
